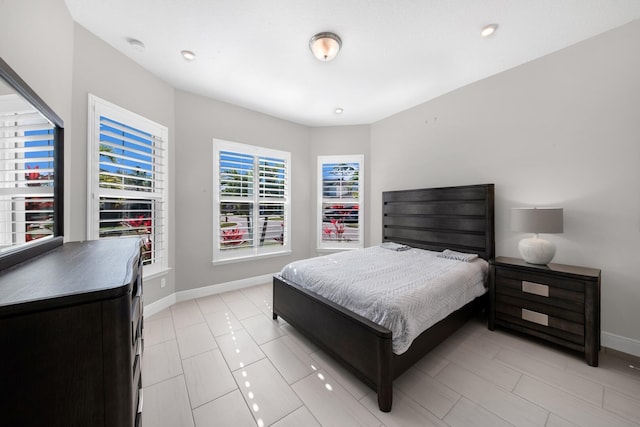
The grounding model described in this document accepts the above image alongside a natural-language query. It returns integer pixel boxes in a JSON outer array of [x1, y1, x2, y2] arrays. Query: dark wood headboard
[[382, 184, 495, 260]]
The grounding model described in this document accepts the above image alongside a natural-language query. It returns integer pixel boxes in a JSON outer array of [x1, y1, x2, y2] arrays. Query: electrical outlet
[[160, 278, 166, 288]]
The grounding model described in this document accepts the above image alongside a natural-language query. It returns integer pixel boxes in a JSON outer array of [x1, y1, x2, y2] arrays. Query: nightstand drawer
[[495, 269, 585, 312], [496, 267, 584, 291], [495, 294, 584, 324], [495, 300, 584, 344]]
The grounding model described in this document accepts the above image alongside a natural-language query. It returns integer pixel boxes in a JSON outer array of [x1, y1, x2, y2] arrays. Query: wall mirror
[[0, 57, 64, 270]]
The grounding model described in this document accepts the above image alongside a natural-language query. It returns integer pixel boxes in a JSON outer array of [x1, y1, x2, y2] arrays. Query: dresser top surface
[[0, 238, 141, 315], [493, 256, 601, 279]]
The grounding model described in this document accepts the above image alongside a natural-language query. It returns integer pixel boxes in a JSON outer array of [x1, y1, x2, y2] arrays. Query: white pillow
[[437, 249, 478, 262], [380, 242, 410, 251]]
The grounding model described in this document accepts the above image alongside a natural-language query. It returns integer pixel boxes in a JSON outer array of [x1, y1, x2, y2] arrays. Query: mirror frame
[[0, 57, 64, 270]]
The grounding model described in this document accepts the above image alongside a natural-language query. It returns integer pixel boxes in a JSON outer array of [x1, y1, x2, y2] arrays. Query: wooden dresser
[[489, 256, 601, 366], [0, 238, 143, 426]]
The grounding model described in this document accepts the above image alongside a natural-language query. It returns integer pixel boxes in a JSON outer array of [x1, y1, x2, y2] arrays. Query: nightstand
[[489, 256, 601, 366]]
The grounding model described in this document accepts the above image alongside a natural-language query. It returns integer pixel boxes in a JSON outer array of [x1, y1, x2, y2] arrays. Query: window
[[88, 95, 168, 276], [0, 94, 56, 249], [317, 155, 364, 251], [213, 139, 290, 263]]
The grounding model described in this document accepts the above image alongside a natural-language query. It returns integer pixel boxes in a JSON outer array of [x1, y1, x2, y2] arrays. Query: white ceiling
[[64, 0, 640, 127]]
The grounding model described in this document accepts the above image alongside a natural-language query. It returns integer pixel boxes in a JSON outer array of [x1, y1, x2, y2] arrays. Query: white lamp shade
[[512, 207, 563, 265], [309, 32, 342, 61], [511, 208, 563, 233]]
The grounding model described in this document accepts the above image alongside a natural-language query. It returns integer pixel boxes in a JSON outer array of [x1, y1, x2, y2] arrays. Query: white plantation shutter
[[88, 95, 168, 275], [219, 150, 255, 250], [214, 139, 290, 262], [0, 94, 55, 248], [317, 155, 364, 251]]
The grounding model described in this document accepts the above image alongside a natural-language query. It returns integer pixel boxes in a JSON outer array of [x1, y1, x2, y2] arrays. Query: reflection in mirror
[[0, 58, 63, 268]]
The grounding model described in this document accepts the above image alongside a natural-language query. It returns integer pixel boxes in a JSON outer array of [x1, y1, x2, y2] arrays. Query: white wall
[[71, 24, 176, 303], [174, 90, 312, 292], [0, 0, 73, 123], [370, 20, 640, 349], [310, 125, 371, 249]]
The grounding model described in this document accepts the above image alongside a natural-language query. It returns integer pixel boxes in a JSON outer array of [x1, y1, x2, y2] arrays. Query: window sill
[[212, 249, 292, 266]]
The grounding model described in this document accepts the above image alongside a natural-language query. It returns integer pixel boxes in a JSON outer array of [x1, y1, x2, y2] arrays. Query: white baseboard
[[144, 293, 177, 317], [143, 273, 274, 316], [602, 331, 640, 358]]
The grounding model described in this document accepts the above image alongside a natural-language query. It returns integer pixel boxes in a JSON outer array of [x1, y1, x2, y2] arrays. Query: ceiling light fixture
[[481, 24, 499, 37], [309, 32, 342, 61], [334, 108, 344, 114], [127, 38, 145, 51], [181, 50, 196, 61]]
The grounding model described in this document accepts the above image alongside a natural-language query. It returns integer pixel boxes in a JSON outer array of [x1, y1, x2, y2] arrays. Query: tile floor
[[142, 283, 640, 427]]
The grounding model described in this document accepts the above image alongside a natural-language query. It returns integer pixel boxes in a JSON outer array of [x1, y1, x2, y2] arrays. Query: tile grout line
[[147, 286, 640, 427], [175, 302, 206, 425], [223, 302, 278, 425]]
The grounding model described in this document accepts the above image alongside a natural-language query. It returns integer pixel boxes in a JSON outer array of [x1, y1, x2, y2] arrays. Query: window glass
[[317, 155, 364, 251], [214, 140, 289, 262]]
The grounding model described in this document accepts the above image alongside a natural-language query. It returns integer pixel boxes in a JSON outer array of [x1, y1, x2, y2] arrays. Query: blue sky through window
[[99, 116, 153, 177], [24, 129, 54, 186], [219, 151, 286, 195]]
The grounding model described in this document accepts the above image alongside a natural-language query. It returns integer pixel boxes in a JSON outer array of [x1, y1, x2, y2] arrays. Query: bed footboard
[[272, 275, 394, 411]]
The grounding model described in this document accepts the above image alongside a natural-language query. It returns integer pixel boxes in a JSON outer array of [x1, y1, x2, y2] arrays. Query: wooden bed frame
[[272, 184, 495, 412]]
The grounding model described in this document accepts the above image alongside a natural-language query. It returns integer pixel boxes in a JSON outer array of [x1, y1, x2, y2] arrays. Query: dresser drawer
[[131, 321, 143, 361], [131, 299, 141, 345], [132, 333, 143, 366]]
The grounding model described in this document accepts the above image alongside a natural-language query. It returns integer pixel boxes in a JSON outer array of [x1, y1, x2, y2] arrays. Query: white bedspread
[[278, 246, 488, 354]]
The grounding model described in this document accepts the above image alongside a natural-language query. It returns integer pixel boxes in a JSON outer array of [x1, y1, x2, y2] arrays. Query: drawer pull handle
[[522, 308, 548, 326], [137, 387, 144, 413], [522, 281, 549, 297]]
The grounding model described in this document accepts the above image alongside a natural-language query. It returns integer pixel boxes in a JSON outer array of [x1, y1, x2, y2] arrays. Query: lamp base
[[518, 235, 556, 265]]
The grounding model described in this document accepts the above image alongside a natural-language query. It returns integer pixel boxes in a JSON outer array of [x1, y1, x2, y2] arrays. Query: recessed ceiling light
[[127, 38, 145, 51], [481, 24, 498, 37], [181, 50, 196, 61], [334, 108, 344, 114]]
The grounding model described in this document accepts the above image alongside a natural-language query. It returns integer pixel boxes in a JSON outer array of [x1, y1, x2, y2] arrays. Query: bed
[[272, 183, 495, 412]]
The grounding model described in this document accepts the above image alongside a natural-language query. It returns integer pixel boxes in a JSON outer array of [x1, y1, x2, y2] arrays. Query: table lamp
[[511, 207, 563, 265]]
